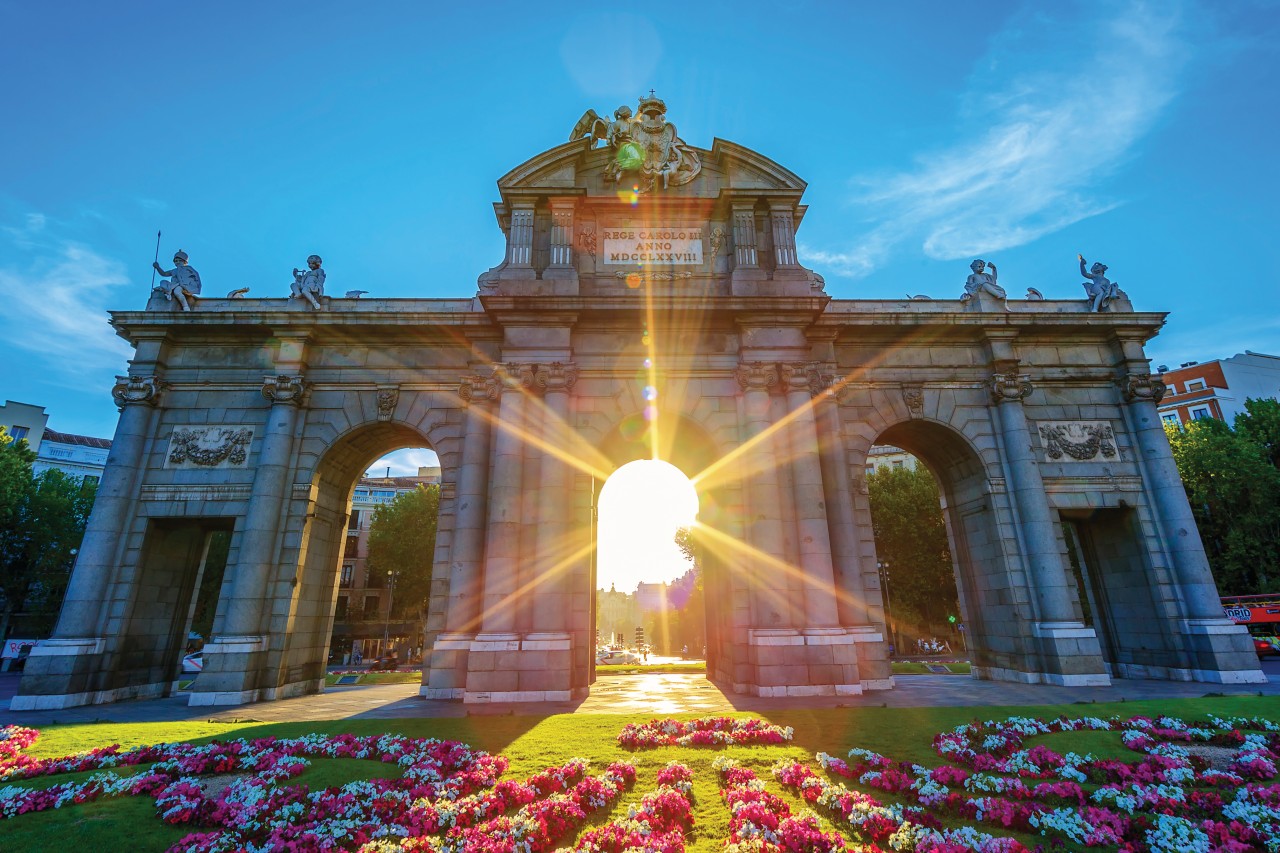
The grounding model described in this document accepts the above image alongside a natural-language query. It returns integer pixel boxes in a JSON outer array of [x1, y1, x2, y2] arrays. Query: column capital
[[494, 362, 536, 392], [1121, 372, 1167, 405], [736, 361, 778, 393], [261, 374, 307, 406], [989, 372, 1033, 404], [536, 361, 578, 393], [459, 373, 500, 405], [780, 362, 821, 395], [112, 374, 163, 408]]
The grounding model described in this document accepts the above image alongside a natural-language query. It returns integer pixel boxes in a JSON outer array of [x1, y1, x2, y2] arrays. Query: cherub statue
[[290, 254, 326, 309], [961, 259, 1008, 309], [152, 249, 202, 311], [1078, 254, 1118, 312]]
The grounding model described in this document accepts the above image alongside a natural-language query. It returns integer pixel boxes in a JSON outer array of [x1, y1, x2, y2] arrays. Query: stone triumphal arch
[[14, 95, 1262, 710]]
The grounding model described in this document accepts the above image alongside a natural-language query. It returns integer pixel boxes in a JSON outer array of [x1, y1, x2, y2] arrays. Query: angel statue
[[1078, 254, 1119, 312], [290, 254, 327, 310], [152, 249, 201, 311]]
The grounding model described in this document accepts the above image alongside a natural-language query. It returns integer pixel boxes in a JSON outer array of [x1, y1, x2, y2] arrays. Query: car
[[596, 650, 640, 666], [1253, 638, 1279, 658], [368, 655, 401, 672], [181, 651, 203, 674]]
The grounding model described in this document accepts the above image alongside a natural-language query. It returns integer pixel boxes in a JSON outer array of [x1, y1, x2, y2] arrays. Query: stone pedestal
[[738, 628, 864, 697], [463, 632, 576, 703]]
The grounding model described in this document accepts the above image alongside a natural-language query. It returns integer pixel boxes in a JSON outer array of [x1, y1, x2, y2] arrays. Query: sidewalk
[[4, 667, 1279, 727]]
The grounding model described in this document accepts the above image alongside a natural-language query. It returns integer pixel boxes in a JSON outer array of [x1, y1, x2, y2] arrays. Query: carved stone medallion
[[167, 426, 254, 469], [1037, 421, 1118, 463], [376, 386, 400, 422]]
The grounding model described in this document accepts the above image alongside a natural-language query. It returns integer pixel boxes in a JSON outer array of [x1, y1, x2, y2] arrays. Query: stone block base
[[1177, 619, 1267, 682], [10, 680, 169, 711], [424, 632, 474, 701], [971, 664, 1112, 687], [187, 676, 324, 707], [730, 628, 865, 696], [462, 632, 574, 703], [1031, 621, 1111, 685], [185, 635, 269, 706]]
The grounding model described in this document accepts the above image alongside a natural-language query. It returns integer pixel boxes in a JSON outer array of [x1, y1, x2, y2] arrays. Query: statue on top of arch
[[570, 91, 701, 192]]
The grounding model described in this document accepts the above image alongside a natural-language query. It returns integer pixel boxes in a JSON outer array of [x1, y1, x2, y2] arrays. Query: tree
[[0, 428, 97, 641], [866, 465, 957, 630], [1166, 415, 1280, 594], [1234, 398, 1280, 471], [364, 484, 440, 622]]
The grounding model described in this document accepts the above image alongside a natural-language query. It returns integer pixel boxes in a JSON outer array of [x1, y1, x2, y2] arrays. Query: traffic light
[[635, 626, 645, 649], [947, 615, 957, 624]]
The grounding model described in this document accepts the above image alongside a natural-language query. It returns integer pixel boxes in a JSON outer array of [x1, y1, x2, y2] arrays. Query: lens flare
[[643, 385, 658, 401], [626, 273, 642, 289]]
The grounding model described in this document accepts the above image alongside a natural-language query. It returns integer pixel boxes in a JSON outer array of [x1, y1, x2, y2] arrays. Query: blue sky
[[3, 0, 1277, 456]]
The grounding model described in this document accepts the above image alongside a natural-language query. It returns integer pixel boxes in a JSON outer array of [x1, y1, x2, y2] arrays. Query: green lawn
[[2, 695, 1278, 852]]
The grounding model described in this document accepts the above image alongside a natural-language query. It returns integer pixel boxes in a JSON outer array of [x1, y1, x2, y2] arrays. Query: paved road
[[2, 657, 1278, 727]]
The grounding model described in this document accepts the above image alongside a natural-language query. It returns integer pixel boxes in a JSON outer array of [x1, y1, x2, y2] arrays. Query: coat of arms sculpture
[[571, 91, 702, 193]]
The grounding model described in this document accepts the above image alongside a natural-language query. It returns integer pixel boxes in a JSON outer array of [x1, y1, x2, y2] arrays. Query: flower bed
[[4, 712, 1280, 852], [617, 717, 794, 750]]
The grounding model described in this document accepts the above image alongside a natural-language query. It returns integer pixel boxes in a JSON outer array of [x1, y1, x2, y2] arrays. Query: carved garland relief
[[1037, 421, 1118, 463], [167, 426, 254, 468]]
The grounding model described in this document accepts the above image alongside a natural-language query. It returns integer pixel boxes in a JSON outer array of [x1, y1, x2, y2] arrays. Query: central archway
[[594, 412, 730, 683]]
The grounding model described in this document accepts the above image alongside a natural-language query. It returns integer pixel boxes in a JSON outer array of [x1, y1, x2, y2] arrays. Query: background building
[[33, 430, 111, 485], [865, 444, 919, 475], [0, 401, 48, 449], [331, 466, 441, 663], [1157, 352, 1280, 426], [1, 401, 110, 484]]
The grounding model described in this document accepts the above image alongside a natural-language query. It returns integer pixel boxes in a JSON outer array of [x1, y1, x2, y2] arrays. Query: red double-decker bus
[[1222, 595, 1280, 657], [1222, 594, 1280, 626]]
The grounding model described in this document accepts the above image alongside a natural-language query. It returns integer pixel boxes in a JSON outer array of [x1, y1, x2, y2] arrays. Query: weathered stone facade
[[13, 110, 1262, 710]]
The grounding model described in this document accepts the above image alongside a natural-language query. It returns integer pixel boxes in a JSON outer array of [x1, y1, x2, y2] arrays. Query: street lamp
[[383, 570, 396, 655], [877, 561, 896, 656]]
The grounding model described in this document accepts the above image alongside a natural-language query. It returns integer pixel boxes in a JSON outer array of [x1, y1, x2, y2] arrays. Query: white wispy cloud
[[812, 1, 1188, 276], [0, 225, 133, 381]]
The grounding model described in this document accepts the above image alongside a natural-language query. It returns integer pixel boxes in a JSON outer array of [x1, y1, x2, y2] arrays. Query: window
[[1160, 413, 1180, 426], [340, 564, 354, 588], [1191, 407, 1211, 420], [82, 475, 100, 487], [891, 460, 904, 470], [1187, 380, 1205, 391], [8, 426, 28, 441], [344, 534, 359, 558], [865, 466, 876, 477], [334, 595, 349, 620], [348, 509, 361, 532], [363, 595, 380, 619]]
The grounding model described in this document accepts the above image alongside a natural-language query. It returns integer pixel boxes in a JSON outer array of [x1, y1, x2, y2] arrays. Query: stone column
[[1120, 372, 1263, 681], [811, 374, 867, 626], [507, 203, 535, 269], [53, 375, 163, 637], [477, 363, 533, 635], [534, 363, 578, 631], [769, 203, 799, 268], [548, 202, 574, 269], [732, 203, 759, 269], [191, 373, 306, 705], [736, 362, 791, 626], [446, 374, 500, 633], [989, 372, 1079, 627], [1121, 374, 1233, 621], [426, 373, 498, 699], [780, 363, 840, 628], [219, 374, 307, 637]]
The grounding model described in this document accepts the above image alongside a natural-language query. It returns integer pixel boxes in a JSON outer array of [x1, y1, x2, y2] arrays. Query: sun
[[596, 459, 699, 593]]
